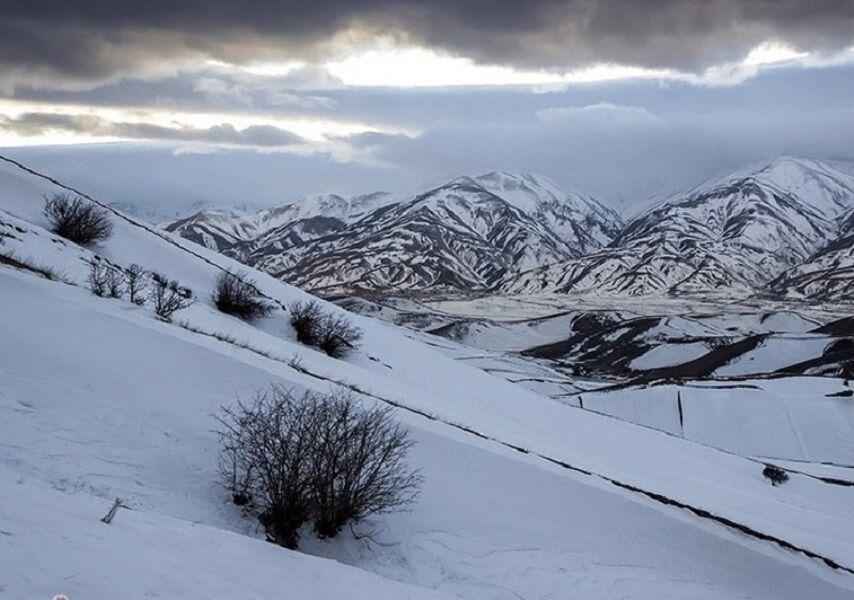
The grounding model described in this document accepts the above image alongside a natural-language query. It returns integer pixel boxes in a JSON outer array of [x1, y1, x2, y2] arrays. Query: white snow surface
[[714, 335, 832, 376], [631, 342, 711, 370], [2, 156, 854, 598], [585, 379, 854, 463]]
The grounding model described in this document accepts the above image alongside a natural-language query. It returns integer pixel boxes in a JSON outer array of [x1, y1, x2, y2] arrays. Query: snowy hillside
[[2, 155, 854, 598], [768, 209, 854, 301], [505, 157, 854, 298], [163, 171, 622, 295]]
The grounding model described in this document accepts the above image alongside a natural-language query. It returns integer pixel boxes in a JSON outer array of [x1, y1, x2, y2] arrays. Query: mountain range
[[163, 157, 854, 302], [165, 171, 623, 295]]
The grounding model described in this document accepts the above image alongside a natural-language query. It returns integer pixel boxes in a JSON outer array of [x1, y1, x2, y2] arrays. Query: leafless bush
[[288, 300, 362, 357], [762, 464, 789, 486], [309, 390, 421, 539], [217, 387, 323, 549], [151, 273, 194, 321], [213, 271, 273, 320], [88, 262, 111, 296], [287, 354, 305, 371], [44, 193, 113, 245], [316, 313, 363, 358], [217, 387, 420, 549], [125, 263, 150, 305], [88, 262, 124, 298], [288, 300, 323, 345], [105, 268, 124, 298]]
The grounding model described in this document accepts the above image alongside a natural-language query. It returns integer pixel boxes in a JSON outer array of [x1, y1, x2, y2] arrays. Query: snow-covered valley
[[2, 154, 854, 599]]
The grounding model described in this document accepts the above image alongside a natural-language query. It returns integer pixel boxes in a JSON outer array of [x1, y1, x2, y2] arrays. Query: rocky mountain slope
[[164, 191, 395, 250], [768, 208, 854, 301], [164, 172, 623, 295], [164, 157, 854, 301], [504, 157, 854, 299]]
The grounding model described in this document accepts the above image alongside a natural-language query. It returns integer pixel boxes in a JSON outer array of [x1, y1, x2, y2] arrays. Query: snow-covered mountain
[[768, 208, 854, 301], [505, 157, 854, 298], [163, 191, 395, 250], [165, 172, 623, 294]]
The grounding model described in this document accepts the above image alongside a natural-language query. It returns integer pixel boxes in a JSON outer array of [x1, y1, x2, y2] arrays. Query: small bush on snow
[[762, 464, 789, 486], [288, 300, 323, 346], [217, 386, 420, 549], [316, 313, 363, 358], [288, 300, 363, 357], [212, 271, 273, 321], [151, 273, 194, 321], [44, 193, 113, 245], [308, 390, 421, 539], [125, 263, 150, 305], [88, 262, 125, 298]]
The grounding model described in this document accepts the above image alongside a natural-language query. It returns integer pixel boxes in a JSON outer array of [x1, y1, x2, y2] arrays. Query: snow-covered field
[[581, 379, 854, 463], [2, 156, 854, 598]]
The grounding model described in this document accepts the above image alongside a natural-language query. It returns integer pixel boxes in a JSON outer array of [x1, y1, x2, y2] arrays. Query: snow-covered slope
[[768, 208, 854, 302], [2, 155, 854, 598], [505, 157, 854, 298], [466, 171, 622, 252], [164, 171, 622, 295], [582, 377, 854, 463]]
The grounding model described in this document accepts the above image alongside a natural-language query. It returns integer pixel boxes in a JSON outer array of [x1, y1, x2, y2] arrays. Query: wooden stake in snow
[[100, 498, 125, 524]]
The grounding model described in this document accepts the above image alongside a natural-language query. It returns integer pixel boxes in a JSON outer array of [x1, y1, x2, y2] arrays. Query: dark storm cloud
[[0, 1, 852, 88], [0, 112, 304, 147]]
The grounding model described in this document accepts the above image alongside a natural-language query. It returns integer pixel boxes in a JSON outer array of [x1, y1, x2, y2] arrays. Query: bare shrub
[[89, 262, 125, 298], [125, 264, 150, 305], [288, 300, 323, 345], [217, 387, 322, 549], [309, 390, 421, 539], [288, 300, 362, 357], [88, 262, 111, 296], [213, 271, 273, 321], [287, 354, 305, 371], [151, 273, 194, 321], [762, 464, 789, 486], [105, 268, 124, 298], [316, 313, 363, 358], [217, 387, 420, 549], [44, 193, 112, 245]]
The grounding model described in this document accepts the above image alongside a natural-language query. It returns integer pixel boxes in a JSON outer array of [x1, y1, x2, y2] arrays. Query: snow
[[714, 335, 831, 376], [586, 379, 854, 463], [631, 342, 710, 370], [1, 272, 851, 598], [3, 155, 854, 598], [1, 471, 446, 600]]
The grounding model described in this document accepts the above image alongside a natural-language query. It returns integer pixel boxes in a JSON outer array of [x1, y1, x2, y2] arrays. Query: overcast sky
[[1, 1, 852, 215]]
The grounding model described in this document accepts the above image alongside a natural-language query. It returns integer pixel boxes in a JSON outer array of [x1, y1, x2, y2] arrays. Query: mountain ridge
[[164, 170, 624, 294], [163, 157, 854, 302], [505, 157, 854, 300]]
